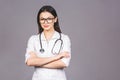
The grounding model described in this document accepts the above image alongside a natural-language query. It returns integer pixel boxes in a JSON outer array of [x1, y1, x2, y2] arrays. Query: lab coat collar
[[41, 31, 60, 41]]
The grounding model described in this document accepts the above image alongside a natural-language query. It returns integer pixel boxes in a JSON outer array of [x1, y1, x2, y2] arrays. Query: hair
[[37, 5, 62, 33]]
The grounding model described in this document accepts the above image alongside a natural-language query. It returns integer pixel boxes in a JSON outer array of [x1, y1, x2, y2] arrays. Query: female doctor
[[25, 5, 71, 80]]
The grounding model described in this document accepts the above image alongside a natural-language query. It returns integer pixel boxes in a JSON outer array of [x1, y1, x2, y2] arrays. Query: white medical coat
[[25, 31, 71, 80]]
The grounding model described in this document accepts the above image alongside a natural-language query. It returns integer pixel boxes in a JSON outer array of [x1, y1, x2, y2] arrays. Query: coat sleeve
[[60, 35, 71, 67], [25, 36, 35, 63]]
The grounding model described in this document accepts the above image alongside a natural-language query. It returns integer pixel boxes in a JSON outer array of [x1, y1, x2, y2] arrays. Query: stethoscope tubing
[[39, 32, 63, 55]]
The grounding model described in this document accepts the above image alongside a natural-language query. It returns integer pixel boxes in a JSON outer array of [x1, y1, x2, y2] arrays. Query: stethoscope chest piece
[[40, 48, 45, 53]]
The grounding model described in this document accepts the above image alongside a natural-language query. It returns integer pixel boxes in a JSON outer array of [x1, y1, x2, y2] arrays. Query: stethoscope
[[39, 32, 63, 55]]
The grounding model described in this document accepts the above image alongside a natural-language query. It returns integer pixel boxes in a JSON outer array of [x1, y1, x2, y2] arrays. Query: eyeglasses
[[40, 17, 55, 24]]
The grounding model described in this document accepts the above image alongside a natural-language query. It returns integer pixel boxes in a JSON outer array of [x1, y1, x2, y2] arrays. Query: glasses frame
[[40, 17, 55, 24]]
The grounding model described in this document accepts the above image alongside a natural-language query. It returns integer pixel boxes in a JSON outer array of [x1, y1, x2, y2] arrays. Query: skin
[[26, 11, 70, 69]]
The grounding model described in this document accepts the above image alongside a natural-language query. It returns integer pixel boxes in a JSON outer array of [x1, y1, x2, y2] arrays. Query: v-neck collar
[[40, 31, 60, 41]]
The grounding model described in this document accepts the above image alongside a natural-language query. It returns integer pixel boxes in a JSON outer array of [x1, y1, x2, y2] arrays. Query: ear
[[54, 17, 57, 23]]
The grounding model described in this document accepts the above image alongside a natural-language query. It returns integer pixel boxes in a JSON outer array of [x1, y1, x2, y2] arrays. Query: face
[[39, 11, 57, 31]]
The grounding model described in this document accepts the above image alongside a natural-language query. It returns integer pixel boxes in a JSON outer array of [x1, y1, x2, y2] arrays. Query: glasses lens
[[47, 18, 53, 23], [40, 19, 45, 24]]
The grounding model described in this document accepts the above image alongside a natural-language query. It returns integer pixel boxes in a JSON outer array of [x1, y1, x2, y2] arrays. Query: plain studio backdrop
[[0, 0, 120, 80]]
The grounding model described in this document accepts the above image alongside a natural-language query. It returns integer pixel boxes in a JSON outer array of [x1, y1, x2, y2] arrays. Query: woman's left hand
[[29, 51, 38, 58]]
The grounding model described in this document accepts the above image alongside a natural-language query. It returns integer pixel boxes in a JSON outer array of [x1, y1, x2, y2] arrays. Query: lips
[[43, 25, 49, 28]]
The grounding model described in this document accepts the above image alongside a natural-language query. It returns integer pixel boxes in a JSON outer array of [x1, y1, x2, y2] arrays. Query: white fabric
[[25, 31, 71, 80]]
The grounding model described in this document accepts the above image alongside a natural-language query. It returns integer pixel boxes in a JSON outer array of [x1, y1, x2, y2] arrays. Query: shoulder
[[28, 34, 39, 42], [61, 33, 71, 42], [61, 33, 71, 47]]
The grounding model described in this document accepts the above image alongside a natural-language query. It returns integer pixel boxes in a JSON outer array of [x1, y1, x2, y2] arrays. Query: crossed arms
[[26, 51, 70, 69]]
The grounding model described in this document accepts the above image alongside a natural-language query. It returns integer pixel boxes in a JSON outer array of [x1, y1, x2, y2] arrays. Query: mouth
[[43, 25, 49, 28]]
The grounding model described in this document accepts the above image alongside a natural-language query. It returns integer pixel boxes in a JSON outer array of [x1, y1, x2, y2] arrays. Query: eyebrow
[[40, 16, 54, 18]]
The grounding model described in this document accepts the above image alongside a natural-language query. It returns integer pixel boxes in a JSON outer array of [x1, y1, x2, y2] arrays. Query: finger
[[64, 51, 69, 53], [66, 54, 70, 57], [61, 51, 69, 54]]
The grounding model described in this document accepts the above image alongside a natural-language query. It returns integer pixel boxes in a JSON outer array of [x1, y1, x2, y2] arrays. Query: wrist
[[54, 55, 61, 60]]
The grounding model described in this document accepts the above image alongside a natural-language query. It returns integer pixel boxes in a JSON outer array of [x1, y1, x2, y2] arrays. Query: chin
[[43, 28, 51, 31]]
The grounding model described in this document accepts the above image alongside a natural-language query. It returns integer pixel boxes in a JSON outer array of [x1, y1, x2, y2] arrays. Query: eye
[[40, 18, 45, 20], [47, 18, 54, 20]]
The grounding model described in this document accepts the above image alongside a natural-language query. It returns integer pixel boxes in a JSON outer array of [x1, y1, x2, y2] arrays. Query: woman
[[25, 5, 71, 80]]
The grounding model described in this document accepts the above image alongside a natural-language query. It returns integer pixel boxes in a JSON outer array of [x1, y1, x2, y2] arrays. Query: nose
[[44, 20, 48, 24]]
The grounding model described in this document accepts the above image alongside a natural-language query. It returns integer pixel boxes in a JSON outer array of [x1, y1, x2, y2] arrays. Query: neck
[[43, 29, 55, 41]]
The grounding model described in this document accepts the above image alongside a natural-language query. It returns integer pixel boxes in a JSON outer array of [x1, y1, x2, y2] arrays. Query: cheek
[[40, 24, 44, 28], [48, 22, 55, 27], [51, 23, 55, 26]]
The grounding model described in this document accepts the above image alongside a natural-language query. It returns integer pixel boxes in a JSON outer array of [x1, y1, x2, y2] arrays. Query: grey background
[[0, 0, 120, 80]]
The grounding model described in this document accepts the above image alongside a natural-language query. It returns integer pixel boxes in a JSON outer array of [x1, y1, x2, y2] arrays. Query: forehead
[[40, 11, 54, 18]]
